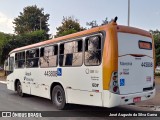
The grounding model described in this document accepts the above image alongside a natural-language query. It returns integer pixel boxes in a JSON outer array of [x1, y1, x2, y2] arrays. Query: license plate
[[133, 97, 141, 103]]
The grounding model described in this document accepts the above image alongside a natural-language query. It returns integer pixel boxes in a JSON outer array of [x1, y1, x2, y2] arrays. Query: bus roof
[[10, 22, 152, 54], [117, 25, 151, 38]]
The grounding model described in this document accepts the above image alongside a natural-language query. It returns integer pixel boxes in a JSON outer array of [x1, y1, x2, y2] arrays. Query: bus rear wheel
[[52, 85, 67, 110], [16, 81, 24, 97]]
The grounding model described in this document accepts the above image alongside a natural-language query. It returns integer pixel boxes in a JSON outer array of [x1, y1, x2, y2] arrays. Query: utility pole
[[128, 0, 130, 26], [40, 16, 42, 30]]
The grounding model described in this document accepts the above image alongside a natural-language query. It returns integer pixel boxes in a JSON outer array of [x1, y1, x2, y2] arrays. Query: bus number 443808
[[44, 71, 57, 77], [141, 62, 153, 67]]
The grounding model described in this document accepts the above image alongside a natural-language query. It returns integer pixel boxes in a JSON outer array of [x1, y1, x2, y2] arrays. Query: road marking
[[0, 81, 7, 84], [137, 105, 160, 111]]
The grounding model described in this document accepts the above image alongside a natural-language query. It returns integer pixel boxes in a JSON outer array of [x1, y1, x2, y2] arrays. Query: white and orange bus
[[6, 18, 155, 109]]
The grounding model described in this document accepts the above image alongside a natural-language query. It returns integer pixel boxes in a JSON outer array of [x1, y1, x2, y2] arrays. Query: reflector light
[[110, 71, 119, 94], [113, 76, 117, 80], [113, 86, 118, 92]]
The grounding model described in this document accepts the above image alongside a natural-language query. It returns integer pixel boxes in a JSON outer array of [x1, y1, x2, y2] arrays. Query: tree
[[0, 32, 13, 65], [150, 30, 160, 65], [1, 30, 48, 64], [86, 20, 98, 28], [13, 5, 50, 35], [54, 16, 86, 38], [102, 17, 109, 25], [86, 17, 110, 28]]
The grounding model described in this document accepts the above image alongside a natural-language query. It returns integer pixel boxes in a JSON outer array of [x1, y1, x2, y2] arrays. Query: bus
[[6, 18, 155, 110], [4, 59, 9, 76]]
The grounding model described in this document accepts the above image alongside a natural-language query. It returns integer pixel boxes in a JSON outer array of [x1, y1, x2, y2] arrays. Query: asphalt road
[[0, 83, 159, 120]]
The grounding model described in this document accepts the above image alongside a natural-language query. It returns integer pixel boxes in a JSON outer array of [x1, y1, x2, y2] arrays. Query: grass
[[0, 70, 5, 77], [0, 71, 6, 81]]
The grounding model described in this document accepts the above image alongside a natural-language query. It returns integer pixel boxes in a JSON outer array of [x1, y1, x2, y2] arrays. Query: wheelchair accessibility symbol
[[120, 79, 125, 86], [57, 68, 62, 76]]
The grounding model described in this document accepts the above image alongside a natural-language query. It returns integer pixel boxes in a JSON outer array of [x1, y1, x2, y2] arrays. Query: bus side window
[[15, 52, 25, 69], [15, 53, 17, 61], [40, 48, 44, 57], [85, 36, 102, 66], [54, 45, 58, 55], [35, 49, 39, 57], [40, 45, 58, 68], [59, 44, 64, 66], [60, 44, 64, 54], [26, 49, 39, 68], [59, 40, 83, 67], [85, 39, 88, 51], [72, 40, 83, 66], [78, 40, 82, 52], [9, 57, 14, 73]]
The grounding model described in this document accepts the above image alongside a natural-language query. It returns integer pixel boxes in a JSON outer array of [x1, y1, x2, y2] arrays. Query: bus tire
[[52, 85, 66, 110], [16, 81, 24, 97]]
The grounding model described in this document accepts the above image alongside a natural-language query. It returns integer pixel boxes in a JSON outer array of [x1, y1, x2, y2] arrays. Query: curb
[[0, 81, 7, 84]]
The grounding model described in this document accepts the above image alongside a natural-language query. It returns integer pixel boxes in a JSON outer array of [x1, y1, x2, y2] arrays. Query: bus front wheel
[[16, 81, 24, 97], [52, 85, 67, 110]]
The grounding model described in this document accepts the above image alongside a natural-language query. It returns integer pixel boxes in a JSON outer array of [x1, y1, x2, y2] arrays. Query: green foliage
[[155, 72, 160, 76], [86, 17, 109, 28], [15, 30, 49, 44], [13, 5, 50, 34], [54, 16, 86, 38], [58, 29, 77, 37], [0, 32, 12, 46], [86, 20, 98, 28], [0, 5, 50, 65], [0, 32, 13, 65], [1, 30, 48, 64], [150, 30, 160, 65]]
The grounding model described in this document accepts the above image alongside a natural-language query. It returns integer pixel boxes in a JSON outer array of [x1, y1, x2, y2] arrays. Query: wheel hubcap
[[57, 91, 63, 103], [18, 84, 22, 94]]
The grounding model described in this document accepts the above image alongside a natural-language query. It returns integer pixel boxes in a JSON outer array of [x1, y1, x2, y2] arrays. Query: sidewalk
[[0, 76, 6, 81], [136, 76, 160, 107], [0, 71, 6, 84], [0, 71, 6, 81]]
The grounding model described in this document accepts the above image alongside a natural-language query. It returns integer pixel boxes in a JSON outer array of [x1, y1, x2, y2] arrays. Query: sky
[[0, 0, 160, 36]]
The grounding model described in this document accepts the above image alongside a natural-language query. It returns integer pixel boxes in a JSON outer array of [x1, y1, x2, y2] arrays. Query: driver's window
[[9, 57, 14, 73]]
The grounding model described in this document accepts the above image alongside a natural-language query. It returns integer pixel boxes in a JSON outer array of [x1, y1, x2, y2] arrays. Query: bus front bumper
[[103, 88, 156, 108]]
